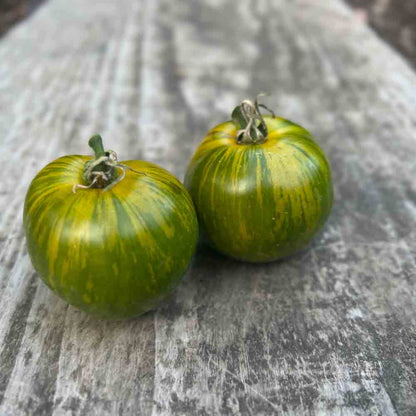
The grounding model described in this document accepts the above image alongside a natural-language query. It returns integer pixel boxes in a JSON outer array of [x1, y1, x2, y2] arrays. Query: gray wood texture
[[0, 0, 415, 414]]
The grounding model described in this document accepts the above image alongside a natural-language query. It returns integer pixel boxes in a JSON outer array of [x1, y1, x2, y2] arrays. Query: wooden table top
[[0, 0, 415, 414]]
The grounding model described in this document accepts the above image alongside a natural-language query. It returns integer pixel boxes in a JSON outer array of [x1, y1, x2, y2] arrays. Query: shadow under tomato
[[156, 239, 318, 324]]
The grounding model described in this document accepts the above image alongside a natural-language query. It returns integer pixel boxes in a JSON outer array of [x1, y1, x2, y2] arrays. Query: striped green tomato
[[24, 137, 198, 319], [184, 100, 333, 263]]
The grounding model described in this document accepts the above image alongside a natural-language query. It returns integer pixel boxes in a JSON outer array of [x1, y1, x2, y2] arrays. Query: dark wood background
[[0, 0, 415, 414]]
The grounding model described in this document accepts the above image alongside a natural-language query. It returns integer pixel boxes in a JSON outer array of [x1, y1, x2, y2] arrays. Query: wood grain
[[0, 0, 415, 414]]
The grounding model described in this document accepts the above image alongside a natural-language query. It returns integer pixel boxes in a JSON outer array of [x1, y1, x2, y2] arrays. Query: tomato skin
[[184, 116, 333, 263], [24, 156, 198, 319]]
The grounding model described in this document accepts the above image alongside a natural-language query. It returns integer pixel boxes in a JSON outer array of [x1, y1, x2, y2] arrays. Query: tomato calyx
[[231, 94, 275, 145], [72, 135, 146, 193]]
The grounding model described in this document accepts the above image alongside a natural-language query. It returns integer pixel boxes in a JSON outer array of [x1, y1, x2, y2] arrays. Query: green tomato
[[24, 136, 198, 319], [185, 100, 333, 263]]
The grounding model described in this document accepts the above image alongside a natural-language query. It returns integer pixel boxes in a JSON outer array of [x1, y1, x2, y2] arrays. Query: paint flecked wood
[[0, 0, 415, 415]]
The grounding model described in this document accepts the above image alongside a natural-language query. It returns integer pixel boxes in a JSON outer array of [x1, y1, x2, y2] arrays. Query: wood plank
[[0, 0, 415, 414], [146, 0, 416, 414], [0, 1, 157, 415]]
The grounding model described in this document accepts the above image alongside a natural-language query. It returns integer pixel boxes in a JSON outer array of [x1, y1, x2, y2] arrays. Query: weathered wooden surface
[[0, 0, 415, 414]]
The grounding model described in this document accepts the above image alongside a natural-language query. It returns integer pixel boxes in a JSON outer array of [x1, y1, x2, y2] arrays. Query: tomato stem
[[78, 135, 118, 190], [72, 135, 147, 193], [231, 94, 275, 144], [89, 134, 106, 159]]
